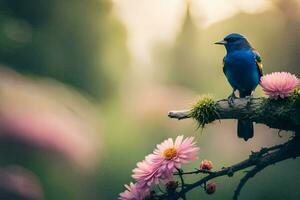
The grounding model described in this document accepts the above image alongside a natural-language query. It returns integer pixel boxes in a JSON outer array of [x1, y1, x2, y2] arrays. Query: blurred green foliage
[[0, 0, 299, 200], [0, 0, 129, 100]]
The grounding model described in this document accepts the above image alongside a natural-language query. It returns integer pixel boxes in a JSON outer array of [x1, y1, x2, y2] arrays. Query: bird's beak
[[214, 40, 227, 45]]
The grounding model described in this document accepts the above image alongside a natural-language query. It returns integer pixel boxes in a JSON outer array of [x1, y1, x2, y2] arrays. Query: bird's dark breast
[[223, 51, 260, 94]]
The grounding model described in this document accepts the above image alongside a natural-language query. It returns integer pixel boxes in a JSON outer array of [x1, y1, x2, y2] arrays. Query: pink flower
[[132, 154, 162, 189], [200, 160, 213, 170], [260, 72, 300, 99], [151, 135, 199, 177], [119, 182, 149, 200], [0, 68, 102, 168], [131, 136, 199, 191], [0, 165, 44, 200]]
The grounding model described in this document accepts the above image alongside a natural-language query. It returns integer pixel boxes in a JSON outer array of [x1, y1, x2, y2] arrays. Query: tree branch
[[233, 165, 264, 200], [151, 95, 300, 199], [168, 97, 300, 132], [154, 137, 300, 200], [233, 136, 300, 199]]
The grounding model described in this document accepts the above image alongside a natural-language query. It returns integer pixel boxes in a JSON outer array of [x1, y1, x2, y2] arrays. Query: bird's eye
[[226, 37, 239, 42]]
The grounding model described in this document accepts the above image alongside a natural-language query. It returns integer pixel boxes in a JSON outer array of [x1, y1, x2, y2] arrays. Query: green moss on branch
[[173, 89, 300, 132], [256, 89, 300, 131], [189, 95, 219, 128]]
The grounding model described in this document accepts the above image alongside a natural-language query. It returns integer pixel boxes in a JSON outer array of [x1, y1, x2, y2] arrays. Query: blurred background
[[0, 0, 299, 199]]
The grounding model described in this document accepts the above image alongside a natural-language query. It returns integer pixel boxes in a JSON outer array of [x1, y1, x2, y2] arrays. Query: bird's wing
[[222, 56, 226, 74], [252, 49, 263, 78]]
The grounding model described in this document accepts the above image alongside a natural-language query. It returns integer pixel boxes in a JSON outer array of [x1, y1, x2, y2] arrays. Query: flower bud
[[205, 182, 216, 194], [166, 181, 178, 193], [200, 160, 213, 170]]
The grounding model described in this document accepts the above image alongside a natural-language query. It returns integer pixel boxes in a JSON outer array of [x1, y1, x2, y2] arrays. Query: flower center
[[163, 147, 177, 160]]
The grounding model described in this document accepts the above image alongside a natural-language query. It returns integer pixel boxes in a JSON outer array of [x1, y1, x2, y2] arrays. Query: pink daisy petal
[[132, 155, 162, 190], [131, 136, 200, 191], [260, 72, 300, 99], [119, 182, 149, 200], [151, 135, 199, 178]]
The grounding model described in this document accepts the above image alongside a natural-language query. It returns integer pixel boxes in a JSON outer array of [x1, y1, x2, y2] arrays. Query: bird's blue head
[[215, 33, 252, 52]]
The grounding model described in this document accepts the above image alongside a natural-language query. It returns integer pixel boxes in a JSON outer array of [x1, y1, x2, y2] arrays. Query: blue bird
[[215, 33, 263, 141]]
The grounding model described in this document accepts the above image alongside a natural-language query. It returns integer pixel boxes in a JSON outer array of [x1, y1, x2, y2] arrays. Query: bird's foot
[[228, 94, 236, 107], [245, 95, 252, 106]]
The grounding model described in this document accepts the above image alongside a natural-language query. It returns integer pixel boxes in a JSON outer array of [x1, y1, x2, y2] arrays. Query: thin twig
[[176, 168, 186, 200], [174, 169, 214, 175], [233, 165, 264, 200]]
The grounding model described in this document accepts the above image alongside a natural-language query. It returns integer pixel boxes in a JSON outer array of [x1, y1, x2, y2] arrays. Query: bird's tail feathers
[[237, 120, 253, 141]]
